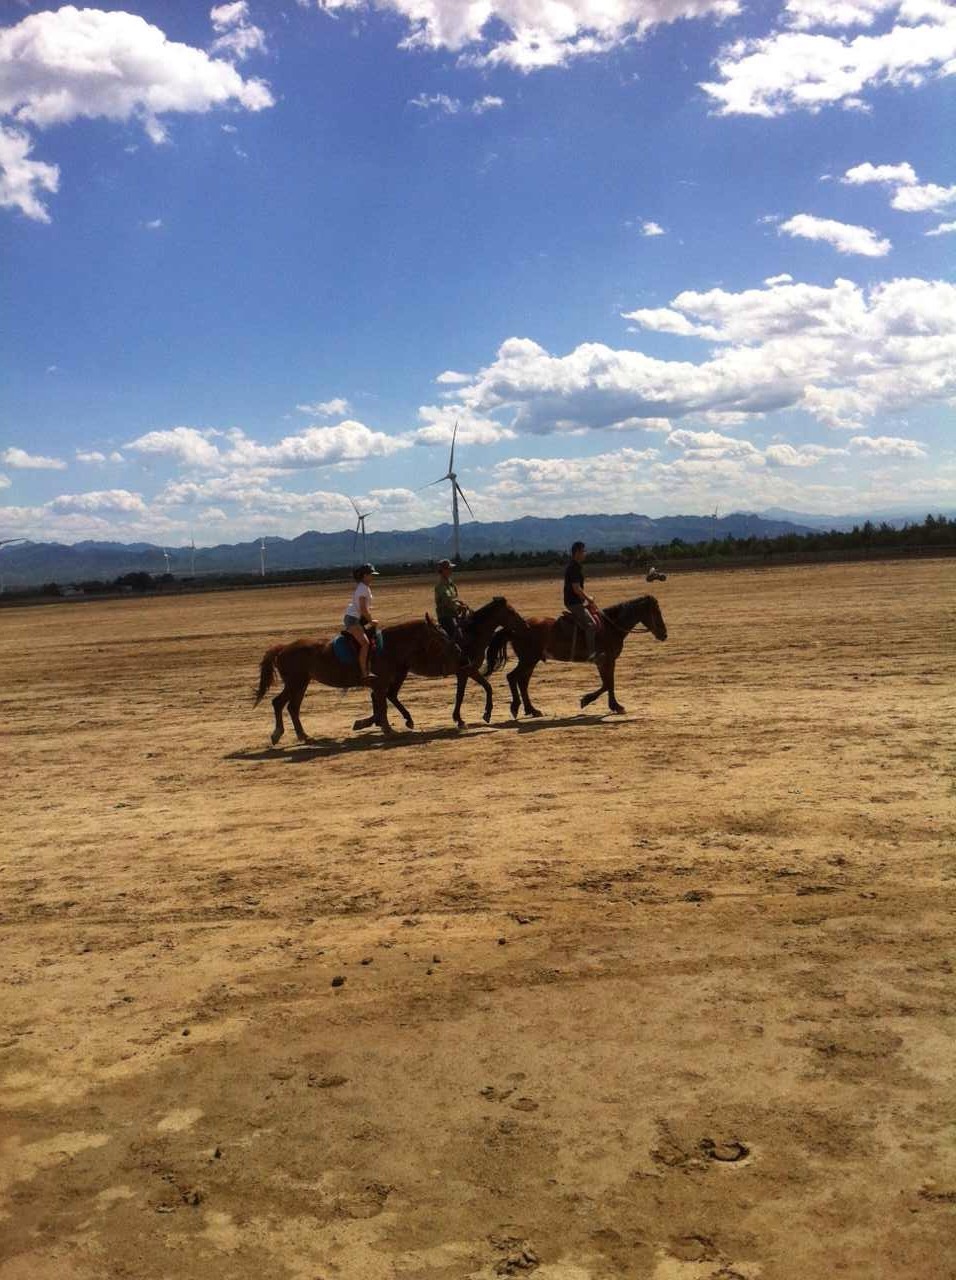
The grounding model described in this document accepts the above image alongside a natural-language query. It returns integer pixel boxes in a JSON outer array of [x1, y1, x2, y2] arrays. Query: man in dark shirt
[[563, 541, 601, 662]]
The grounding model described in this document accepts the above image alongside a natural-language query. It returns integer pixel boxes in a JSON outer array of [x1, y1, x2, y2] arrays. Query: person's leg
[[347, 624, 371, 678], [570, 603, 598, 660]]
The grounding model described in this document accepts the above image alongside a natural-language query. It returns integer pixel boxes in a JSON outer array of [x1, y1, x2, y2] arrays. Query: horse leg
[[270, 687, 289, 745], [507, 668, 521, 719], [453, 670, 467, 727], [288, 679, 310, 742], [606, 660, 625, 714], [580, 660, 608, 708], [519, 661, 544, 718], [388, 668, 414, 729], [470, 669, 494, 724], [372, 685, 394, 737]]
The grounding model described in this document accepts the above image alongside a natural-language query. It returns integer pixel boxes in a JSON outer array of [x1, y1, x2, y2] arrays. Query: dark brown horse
[[254, 598, 529, 742], [255, 617, 455, 743], [483, 595, 667, 717], [352, 597, 531, 732]]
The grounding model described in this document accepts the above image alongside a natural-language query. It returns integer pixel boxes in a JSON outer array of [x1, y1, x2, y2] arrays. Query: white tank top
[[346, 581, 371, 618]]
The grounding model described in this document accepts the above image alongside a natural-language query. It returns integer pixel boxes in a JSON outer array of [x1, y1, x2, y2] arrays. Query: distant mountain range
[[0, 506, 943, 588]]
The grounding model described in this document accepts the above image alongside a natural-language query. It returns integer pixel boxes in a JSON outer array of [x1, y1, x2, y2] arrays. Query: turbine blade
[[455, 481, 475, 519], [448, 420, 458, 474], [417, 476, 449, 491], [348, 495, 360, 516]]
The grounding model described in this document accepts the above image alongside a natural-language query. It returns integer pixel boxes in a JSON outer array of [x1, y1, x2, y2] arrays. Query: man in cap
[[434, 558, 469, 654], [564, 541, 602, 663]]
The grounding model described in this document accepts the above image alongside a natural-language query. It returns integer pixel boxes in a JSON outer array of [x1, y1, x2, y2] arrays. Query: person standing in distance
[[564, 541, 601, 663], [343, 563, 379, 683]]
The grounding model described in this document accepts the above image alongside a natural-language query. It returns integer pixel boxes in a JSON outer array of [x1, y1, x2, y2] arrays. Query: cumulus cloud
[[784, 0, 898, 28], [459, 276, 956, 435], [413, 404, 516, 446], [210, 1, 267, 61], [665, 428, 762, 460], [126, 426, 223, 468], [48, 488, 148, 515], [0, 473, 9, 491], [765, 442, 846, 466], [296, 397, 352, 417], [891, 182, 956, 213], [76, 448, 124, 464], [317, 0, 740, 72], [926, 220, 956, 236], [764, 273, 793, 285], [701, 1, 956, 116], [0, 122, 58, 221], [848, 433, 927, 456], [436, 370, 472, 385], [640, 220, 666, 236], [1, 446, 65, 469], [0, 7, 273, 220], [778, 214, 891, 256], [127, 420, 409, 470], [842, 160, 918, 187]]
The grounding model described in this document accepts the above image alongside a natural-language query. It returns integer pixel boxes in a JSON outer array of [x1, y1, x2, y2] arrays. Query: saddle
[[332, 624, 383, 667], [558, 605, 604, 661]]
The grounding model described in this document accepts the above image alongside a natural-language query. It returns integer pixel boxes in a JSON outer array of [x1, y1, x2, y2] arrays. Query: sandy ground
[[1, 559, 954, 1280]]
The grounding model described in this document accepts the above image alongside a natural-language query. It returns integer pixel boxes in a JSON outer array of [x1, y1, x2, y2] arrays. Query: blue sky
[[1, 0, 954, 546]]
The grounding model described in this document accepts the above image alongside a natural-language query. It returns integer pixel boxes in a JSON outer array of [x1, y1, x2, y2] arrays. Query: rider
[[434, 558, 469, 657], [343, 563, 379, 683], [564, 541, 602, 663]]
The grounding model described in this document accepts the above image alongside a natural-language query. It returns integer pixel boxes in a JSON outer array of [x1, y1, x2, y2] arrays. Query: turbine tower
[[424, 422, 474, 563], [348, 496, 372, 564], [162, 547, 171, 575], [259, 538, 266, 578], [190, 536, 196, 577]]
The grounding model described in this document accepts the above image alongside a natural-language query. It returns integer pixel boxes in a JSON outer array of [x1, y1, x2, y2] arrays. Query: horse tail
[[483, 628, 510, 676], [254, 645, 284, 705]]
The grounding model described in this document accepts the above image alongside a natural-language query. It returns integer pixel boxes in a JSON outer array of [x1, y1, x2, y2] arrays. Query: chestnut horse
[[353, 597, 531, 732], [483, 595, 667, 717], [254, 598, 528, 742]]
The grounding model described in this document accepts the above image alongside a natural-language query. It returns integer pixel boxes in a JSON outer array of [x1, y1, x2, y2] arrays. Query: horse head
[[642, 594, 668, 641]]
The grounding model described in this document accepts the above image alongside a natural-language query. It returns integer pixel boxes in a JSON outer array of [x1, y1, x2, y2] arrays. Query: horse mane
[[603, 596, 657, 628], [466, 596, 506, 627]]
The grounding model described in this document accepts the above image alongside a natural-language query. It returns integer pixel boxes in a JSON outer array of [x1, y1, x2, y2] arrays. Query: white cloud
[[296, 397, 351, 417], [0, 473, 9, 491], [76, 450, 106, 464], [665, 427, 762, 460], [414, 404, 516, 446], [765, 442, 846, 466], [1, 446, 65, 469], [0, 122, 58, 222], [842, 160, 918, 186], [211, 2, 267, 62], [436, 370, 472, 385], [457, 276, 956, 435], [779, 213, 891, 256], [319, 0, 740, 72], [223, 421, 410, 469], [701, 1, 956, 116], [890, 181, 956, 212], [848, 433, 927, 456], [764, 273, 793, 285], [926, 220, 956, 236], [409, 92, 505, 115], [640, 220, 666, 236], [48, 489, 148, 515], [126, 426, 223, 468], [0, 7, 273, 220], [784, 0, 898, 28], [145, 217, 163, 230]]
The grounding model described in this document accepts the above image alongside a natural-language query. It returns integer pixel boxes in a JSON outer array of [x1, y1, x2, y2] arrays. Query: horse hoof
[[510, 706, 519, 720], [270, 730, 283, 746], [405, 718, 414, 729], [529, 709, 544, 719], [611, 705, 626, 715], [482, 712, 492, 724]]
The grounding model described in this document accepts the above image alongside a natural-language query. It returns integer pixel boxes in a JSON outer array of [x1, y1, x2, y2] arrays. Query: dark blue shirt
[[564, 560, 584, 610]]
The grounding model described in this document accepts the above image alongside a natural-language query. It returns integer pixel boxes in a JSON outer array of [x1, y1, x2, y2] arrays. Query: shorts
[[343, 614, 363, 629]]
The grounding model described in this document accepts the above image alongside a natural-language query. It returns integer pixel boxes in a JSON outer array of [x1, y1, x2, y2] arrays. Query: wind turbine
[[423, 421, 474, 563], [711, 503, 720, 543], [348, 496, 371, 564], [0, 537, 26, 596], [259, 538, 266, 578], [162, 547, 171, 575], [190, 536, 196, 577]]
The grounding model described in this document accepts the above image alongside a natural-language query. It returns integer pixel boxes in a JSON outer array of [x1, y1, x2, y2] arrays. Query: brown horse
[[483, 595, 667, 717], [255, 617, 455, 743], [254, 597, 529, 742], [352, 597, 531, 732]]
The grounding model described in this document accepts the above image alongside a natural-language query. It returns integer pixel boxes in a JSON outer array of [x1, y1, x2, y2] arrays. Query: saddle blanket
[[332, 629, 384, 666]]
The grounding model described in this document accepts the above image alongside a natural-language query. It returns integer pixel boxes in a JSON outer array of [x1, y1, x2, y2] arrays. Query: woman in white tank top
[[342, 564, 379, 682]]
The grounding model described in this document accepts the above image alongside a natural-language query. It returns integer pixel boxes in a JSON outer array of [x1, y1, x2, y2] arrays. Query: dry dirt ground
[[2, 560, 954, 1280]]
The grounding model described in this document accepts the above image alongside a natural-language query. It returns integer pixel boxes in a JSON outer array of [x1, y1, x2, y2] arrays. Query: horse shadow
[[228, 710, 634, 763]]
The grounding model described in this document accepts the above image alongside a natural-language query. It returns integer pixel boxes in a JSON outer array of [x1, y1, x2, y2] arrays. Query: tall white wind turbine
[[162, 547, 171, 574], [259, 538, 266, 577], [348, 496, 372, 564], [423, 422, 474, 563]]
